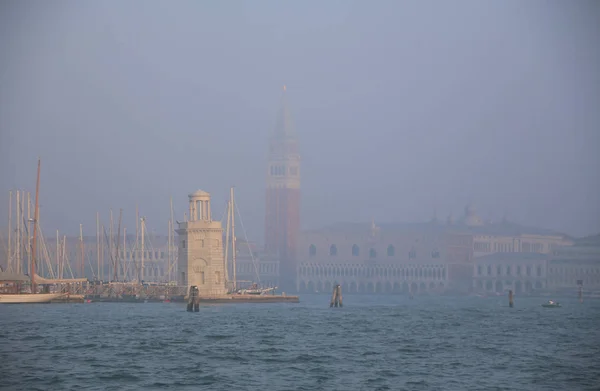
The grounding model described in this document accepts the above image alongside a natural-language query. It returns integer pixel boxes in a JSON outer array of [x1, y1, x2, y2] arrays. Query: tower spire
[[274, 85, 294, 138]]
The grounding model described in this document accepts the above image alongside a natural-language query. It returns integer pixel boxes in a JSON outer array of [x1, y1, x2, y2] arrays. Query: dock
[[194, 294, 299, 304], [50, 294, 85, 303]]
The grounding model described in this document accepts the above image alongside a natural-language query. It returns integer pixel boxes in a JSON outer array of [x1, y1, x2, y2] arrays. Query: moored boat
[[542, 300, 561, 308], [0, 293, 65, 304]]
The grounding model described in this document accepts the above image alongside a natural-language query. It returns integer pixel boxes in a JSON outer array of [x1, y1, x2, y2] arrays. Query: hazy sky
[[1, 0, 599, 242]]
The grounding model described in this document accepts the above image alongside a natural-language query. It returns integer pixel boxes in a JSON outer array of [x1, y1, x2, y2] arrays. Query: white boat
[[0, 293, 65, 304]]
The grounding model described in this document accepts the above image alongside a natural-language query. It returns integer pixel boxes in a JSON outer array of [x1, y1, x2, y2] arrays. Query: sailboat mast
[[167, 219, 171, 284], [16, 191, 20, 273], [123, 227, 126, 281], [224, 199, 231, 289], [231, 187, 236, 291], [96, 212, 100, 280], [114, 209, 122, 281], [109, 209, 113, 282], [169, 196, 174, 284], [135, 206, 139, 281], [79, 224, 84, 278], [30, 158, 41, 293], [8, 191, 11, 272], [56, 229, 59, 279], [100, 225, 104, 280], [141, 217, 145, 282]]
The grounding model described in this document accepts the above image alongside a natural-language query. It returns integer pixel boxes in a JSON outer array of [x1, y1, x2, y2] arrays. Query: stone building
[[472, 252, 548, 294], [547, 234, 600, 294], [264, 86, 300, 292], [296, 220, 472, 294], [176, 190, 226, 295], [296, 204, 572, 294]]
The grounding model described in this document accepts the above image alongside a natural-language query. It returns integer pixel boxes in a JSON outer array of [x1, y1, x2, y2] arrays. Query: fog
[[1, 0, 599, 240]]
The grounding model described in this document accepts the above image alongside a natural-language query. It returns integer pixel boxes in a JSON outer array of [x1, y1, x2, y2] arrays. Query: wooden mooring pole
[[187, 286, 200, 312], [330, 284, 343, 307], [508, 289, 514, 308]]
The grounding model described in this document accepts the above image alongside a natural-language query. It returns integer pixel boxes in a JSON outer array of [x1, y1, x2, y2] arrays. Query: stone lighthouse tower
[[176, 190, 227, 296]]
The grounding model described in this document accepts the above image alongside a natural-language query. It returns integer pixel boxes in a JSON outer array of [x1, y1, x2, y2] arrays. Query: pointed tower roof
[[273, 85, 295, 139]]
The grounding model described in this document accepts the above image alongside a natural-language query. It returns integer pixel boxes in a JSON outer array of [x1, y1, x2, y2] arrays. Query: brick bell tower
[[264, 86, 300, 292]]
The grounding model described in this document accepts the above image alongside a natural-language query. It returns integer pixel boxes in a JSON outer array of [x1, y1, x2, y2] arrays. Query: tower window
[[352, 244, 360, 256], [369, 248, 376, 258], [182, 240, 186, 249], [309, 244, 316, 257], [330, 244, 337, 256], [387, 245, 395, 257]]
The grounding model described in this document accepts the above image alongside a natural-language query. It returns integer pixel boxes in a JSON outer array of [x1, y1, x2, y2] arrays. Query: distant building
[[264, 86, 300, 291], [472, 252, 548, 294], [296, 204, 571, 294], [547, 234, 600, 294]]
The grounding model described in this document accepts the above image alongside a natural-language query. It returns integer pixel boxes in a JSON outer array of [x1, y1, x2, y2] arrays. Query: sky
[[0, 0, 599, 242]]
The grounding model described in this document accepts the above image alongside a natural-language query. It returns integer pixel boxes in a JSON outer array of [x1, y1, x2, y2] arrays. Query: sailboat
[[224, 187, 275, 296], [0, 159, 66, 304]]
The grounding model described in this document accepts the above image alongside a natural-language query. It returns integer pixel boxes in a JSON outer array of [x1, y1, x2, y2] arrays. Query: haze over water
[[1, 1, 599, 239], [1, 296, 599, 390]]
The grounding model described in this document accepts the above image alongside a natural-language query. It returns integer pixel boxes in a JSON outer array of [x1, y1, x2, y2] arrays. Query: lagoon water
[[1, 294, 599, 390]]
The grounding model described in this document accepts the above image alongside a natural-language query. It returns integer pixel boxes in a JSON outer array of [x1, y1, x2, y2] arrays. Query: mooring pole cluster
[[330, 284, 343, 308], [186, 286, 200, 312]]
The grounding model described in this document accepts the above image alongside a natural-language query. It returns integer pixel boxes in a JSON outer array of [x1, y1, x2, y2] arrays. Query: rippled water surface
[[1, 295, 599, 390]]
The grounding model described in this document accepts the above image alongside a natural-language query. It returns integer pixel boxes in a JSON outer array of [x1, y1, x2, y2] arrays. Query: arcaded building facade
[[297, 205, 573, 294]]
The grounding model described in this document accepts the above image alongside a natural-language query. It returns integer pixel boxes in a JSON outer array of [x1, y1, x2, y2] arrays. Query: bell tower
[[264, 86, 301, 291], [177, 190, 227, 296]]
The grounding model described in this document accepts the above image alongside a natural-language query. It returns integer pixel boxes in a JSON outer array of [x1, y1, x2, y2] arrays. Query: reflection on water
[[1, 295, 599, 390]]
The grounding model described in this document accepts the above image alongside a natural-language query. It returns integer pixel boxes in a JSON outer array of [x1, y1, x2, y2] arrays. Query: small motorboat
[[541, 300, 561, 308]]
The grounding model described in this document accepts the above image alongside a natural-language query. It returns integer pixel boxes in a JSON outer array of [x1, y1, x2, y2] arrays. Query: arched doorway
[[515, 281, 522, 295], [325, 281, 333, 293], [375, 281, 383, 293], [393, 282, 400, 293], [535, 281, 543, 290], [410, 282, 418, 294], [350, 281, 357, 293], [525, 281, 533, 293], [486, 280, 493, 292], [358, 283, 365, 293], [316, 281, 323, 293], [299, 281, 307, 293], [367, 282, 375, 293], [495, 281, 503, 293], [419, 282, 427, 293], [385, 281, 393, 293], [402, 281, 410, 293], [307, 281, 315, 292]]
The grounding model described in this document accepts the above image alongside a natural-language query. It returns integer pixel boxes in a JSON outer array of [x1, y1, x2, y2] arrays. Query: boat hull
[[0, 293, 65, 304]]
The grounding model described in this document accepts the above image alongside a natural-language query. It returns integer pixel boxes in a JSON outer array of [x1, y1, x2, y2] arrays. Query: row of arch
[[308, 244, 440, 259], [298, 280, 445, 294], [474, 279, 544, 294], [476, 264, 543, 278], [298, 264, 447, 280]]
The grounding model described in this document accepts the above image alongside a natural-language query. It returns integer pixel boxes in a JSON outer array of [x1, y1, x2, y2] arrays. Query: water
[[1, 295, 599, 390]]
